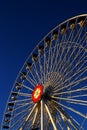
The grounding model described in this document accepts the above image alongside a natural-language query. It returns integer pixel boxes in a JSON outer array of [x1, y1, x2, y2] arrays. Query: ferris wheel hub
[[32, 84, 43, 103]]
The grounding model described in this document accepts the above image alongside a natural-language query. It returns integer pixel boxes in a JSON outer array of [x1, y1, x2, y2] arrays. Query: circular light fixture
[[32, 84, 43, 103]]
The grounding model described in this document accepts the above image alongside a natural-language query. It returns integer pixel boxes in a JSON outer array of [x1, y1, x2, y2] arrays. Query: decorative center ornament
[[32, 84, 43, 103]]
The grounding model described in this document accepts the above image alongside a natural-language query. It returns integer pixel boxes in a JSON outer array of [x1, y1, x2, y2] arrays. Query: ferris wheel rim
[[1, 14, 87, 130]]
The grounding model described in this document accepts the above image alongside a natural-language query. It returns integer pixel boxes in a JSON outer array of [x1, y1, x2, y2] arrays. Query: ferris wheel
[[1, 14, 87, 130]]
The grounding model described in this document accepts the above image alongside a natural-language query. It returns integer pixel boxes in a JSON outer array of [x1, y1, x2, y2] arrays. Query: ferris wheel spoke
[[12, 104, 33, 119], [43, 45, 47, 83], [54, 40, 66, 72], [68, 94, 87, 98], [52, 32, 86, 83], [49, 37, 63, 82], [8, 98, 32, 104], [14, 118, 26, 130], [69, 91, 87, 99], [49, 44, 60, 75], [55, 103, 80, 130], [53, 99, 87, 119], [70, 115, 84, 130], [57, 114, 70, 130], [53, 64, 87, 92], [15, 101, 32, 108], [60, 33, 68, 54], [32, 107, 39, 127], [61, 31, 67, 42], [53, 96, 87, 106], [50, 31, 62, 79], [25, 75, 36, 87], [62, 55, 87, 81], [16, 119, 27, 130], [19, 119, 33, 130], [48, 41, 59, 76], [52, 61, 86, 92], [56, 116, 64, 130], [64, 59, 86, 88], [26, 64, 38, 84], [53, 85, 87, 96], [10, 100, 32, 111], [33, 61, 42, 83], [10, 107, 33, 129], [10, 105, 33, 125], [22, 83, 34, 91], [52, 62, 86, 93], [51, 25, 75, 75], [55, 105, 79, 130], [14, 91, 32, 97], [46, 44, 53, 81], [51, 40, 71, 79], [32, 104, 40, 128], [20, 116, 34, 130], [63, 100, 87, 107], [68, 27, 76, 42], [20, 104, 37, 130], [52, 62, 87, 91], [16, 119, 31, 130], [48, 52, 59, 82], [50, 47, 62, 79], [12, 103, 30, 112], [60, 34, 86, 75], [68, 33, 86, 61], [11, 91, 32, 98], [55, 107, 70, 129], [80, 118, 87, 130], [38, 53, 44, 83], [53, 76, 87, 94], [57, 44, 85, 84], [12, 111, 33, 130], [44, 43, 52, 83], [54, 52, 82, 87], [13, 102, 33, 111], [72, 21, 85, 42], [60, 50, 86, 82], [45, 103, 57, 130], [15, 101, 33, 106], [59, 49, 85, 80], [29, 70, 38, 84]]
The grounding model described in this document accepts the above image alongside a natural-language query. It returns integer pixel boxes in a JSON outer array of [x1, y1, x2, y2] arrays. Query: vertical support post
[[41, 100, 44, 130]]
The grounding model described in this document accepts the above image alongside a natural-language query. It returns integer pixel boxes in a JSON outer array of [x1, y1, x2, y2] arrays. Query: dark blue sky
[[0, 0, 87, 127]]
